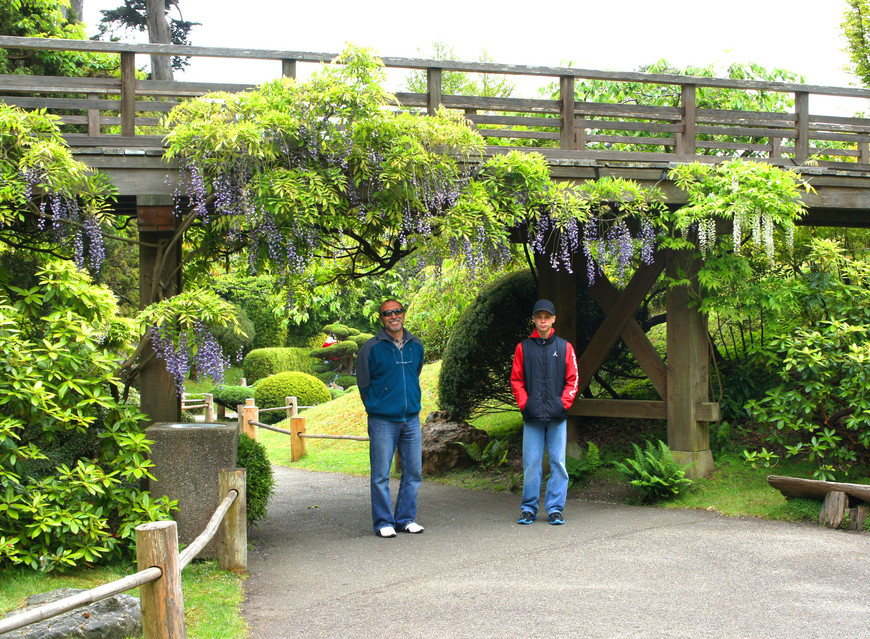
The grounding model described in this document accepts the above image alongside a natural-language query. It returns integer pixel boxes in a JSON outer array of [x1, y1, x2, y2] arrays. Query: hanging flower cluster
[[150, 320, 230, 395]]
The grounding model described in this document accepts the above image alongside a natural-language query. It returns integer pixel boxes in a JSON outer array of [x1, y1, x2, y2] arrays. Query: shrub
[[613, 440, 693, 503], [211, 303, 256, 361], [254, 372, 331, 424], [243, 299, 287, 349], [210, 385, 255, 410], [237, 434, 275, 525], [335, 374, 357, 389], [566, 442, 603, 488], [438, 269, 537, 420], [243, 347, 316, 383]]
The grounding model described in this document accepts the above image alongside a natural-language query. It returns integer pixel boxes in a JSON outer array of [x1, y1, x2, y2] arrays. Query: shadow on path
[[242, 466, 870, 638]]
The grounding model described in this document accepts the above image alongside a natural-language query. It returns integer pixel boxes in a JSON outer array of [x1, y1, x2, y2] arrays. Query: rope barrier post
[[204, 393, 215, 423], [240, 377, 247, 387], [285, 396, 295, 420], [218, 468, 247, 573], [242, 398, 258, 440], [136, 521, 185, 639], [290, 416, 306, 462], [291, 396, 298, 416]]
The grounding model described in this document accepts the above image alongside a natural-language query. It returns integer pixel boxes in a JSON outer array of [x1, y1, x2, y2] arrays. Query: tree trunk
[[64, 0, 84, 21], [145, 0, 173, 81]]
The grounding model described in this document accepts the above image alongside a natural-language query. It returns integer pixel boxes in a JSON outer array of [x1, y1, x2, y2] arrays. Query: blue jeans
[[367, 414, 423, 532], [521, 419, 568, 515]]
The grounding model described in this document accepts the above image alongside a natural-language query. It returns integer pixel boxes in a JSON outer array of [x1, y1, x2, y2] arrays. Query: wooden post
[[290, 416, 306, 462], [665, 249, 715, 478], [285, 396, 294, 420], [241, 398, 258, 440], [560, 75, 576, 150], [218, 469, 247, 573], [120, 51, 136, 137], [281, 59, 296, 79], [239, 378, 247, 387], [677, 83, 697, 156], [819, 490, 848, 528], [87, 92, 100, 136], [290, 396, 298, 417], [427, 67, 442, 114], [204, 393, 215, 423], [217, 404, 226, 420], [795, 91, 810, 164], [136, 521, 186, 639]]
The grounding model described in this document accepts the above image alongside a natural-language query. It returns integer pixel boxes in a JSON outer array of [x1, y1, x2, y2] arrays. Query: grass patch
[[0, 560, 246, 639]]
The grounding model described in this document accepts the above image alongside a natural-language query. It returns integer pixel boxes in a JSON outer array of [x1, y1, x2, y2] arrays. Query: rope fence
[[0, 469, 247, 639]]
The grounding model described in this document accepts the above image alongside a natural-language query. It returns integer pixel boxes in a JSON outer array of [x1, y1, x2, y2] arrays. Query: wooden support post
[[218, 469, 247, 573], [846, 504, 869, 531], [240, 398, 258, 440], [239, 378, 247, 387], [217, 404, 226, 420], [427, 68, 442, 114], [677, 83, 696, 156], [204, 393, 215, 423], [559, 75, 576, 150], [859, 141, 870, 165], [136, 521, 186, 639], [665, 249, 715, 478], [120, 51, 136, 137], [281, 59, 296, 79], [819, 490, 848, 528], [795, 91, 810, 164], [290, 416, 306, 462], [285, 396, 296, 420], [87, 92, 100, 136]]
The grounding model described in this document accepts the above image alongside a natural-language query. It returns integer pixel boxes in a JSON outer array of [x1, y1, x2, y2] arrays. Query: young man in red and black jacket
[[510, 299, 578, 525]]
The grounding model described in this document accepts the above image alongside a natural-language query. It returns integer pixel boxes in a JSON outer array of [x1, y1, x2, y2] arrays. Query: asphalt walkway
[[242, 466, 870, 638]]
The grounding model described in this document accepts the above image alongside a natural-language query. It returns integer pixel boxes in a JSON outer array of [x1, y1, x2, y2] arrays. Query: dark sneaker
[[548, 511, 565, 525], [517, 511, 536, 525]]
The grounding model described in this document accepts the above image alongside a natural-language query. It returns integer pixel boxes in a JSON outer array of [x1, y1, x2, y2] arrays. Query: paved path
[[242, 466, 870, 638]]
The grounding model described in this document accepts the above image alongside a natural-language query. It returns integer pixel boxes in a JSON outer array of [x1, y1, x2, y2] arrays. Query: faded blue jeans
[[367, 414, 422, 532], [520, 419, 568, 516]]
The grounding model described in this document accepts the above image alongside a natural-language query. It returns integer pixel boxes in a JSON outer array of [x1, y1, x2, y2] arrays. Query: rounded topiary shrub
[[210, 384, 255, 410], [237, 434, 275, 525], [254, 371, 331, 424], [243, 347, 316, 383], [438, 269, 536, 421]]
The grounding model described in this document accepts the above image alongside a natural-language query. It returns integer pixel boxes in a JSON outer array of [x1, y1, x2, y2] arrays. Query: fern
[[457, 439, 509, 470], [613, 440, 693, 502], [565, 441, 602, 488]]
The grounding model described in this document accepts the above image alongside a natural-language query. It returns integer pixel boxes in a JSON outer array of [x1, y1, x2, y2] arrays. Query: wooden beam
[[568, 399, 719, 421]]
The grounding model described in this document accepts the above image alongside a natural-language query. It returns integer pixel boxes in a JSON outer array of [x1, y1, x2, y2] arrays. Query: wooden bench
[[768, 475, 870, 530]]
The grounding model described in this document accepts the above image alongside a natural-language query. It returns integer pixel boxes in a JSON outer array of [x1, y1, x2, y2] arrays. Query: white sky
[[81, 0, 863, 113]]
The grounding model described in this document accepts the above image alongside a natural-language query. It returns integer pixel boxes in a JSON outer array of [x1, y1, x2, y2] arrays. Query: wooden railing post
[[677, 83, 697, 156], [241, 398, 258, 440], [795, 91, 810, 164], [285, 396, 295, 420], [281, 59, 296, 79], [290, 416, 306, 462], [290, 396, 298, 417], [218, 468, 247, 573], [87, 92, 100, 136], [136, 521, 186, 639], [427, 67, 442, 114], [120, 51, 136, 137], [204, 393, 215, 423], [560, 75, 576, 150]]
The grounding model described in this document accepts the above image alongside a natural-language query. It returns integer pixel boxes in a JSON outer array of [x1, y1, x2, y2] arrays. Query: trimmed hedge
[[438, 269, 536, 420], [237, 434, 275, 525], [254, 371, 331, 424], [243, 347, 316, 383], [209, 385, 255, 410]]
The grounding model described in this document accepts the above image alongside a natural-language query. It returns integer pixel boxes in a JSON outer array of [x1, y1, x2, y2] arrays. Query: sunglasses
[[380, 308, 405, 317]]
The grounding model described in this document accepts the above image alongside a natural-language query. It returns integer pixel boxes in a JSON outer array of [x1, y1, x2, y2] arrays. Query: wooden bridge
[[5, 35, 870, 476]]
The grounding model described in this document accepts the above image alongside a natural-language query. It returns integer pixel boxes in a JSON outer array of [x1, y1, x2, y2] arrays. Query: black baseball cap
[[532, 299, 556, 315]]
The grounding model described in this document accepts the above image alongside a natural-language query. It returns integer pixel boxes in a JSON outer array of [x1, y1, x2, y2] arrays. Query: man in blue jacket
[[356, 299, 425, 538]]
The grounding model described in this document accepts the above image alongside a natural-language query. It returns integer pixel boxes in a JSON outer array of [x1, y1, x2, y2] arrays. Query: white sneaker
[[400, 522, 424, 534], [377, 526, 396, 538]]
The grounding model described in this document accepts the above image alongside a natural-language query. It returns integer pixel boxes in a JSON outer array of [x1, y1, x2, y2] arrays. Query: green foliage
[[438, 269, 537, 420], [211, 274, 287, 349], [335, 374, 357, 389], [612, 440, 693, 503], [565, 442, 602, 488], [209, 385, 254, 410], [843, 0, 870, 87], [456, 439, 509, 471], [211, 304, 255, 361], [243, 347, 315, 383], [0, 261, 175, 571], [405, 42, 515, 98], [236, 434, 275, 525], [782, 498, 822, 522], [254, 372, 331, 424], [744, 239, 870, 480]]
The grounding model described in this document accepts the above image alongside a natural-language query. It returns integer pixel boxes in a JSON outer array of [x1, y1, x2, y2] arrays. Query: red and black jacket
[[510, 329, 579, 422]]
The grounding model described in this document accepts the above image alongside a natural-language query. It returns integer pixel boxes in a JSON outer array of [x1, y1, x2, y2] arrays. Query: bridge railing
[[3, 35, 870, 169]]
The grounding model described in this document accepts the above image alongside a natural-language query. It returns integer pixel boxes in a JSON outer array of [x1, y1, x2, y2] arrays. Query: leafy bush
[[237, 434, 275, 525], [0, 261, 176, 571], [438, 269, 536, 420], [457, 439, 509, 471], [211, 303, 256, 361], [243, 347, 316, 383], [613, 440, 693, 502], [335, 374, 357, 389], [566, 442, 602, 488], [210, 385, 255, 410], [254, 372, 331, 424], [743, 239, 870, 480]]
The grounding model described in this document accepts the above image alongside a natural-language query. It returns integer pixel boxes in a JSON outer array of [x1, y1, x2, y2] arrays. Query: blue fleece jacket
[[355, 328, 424, 422]]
